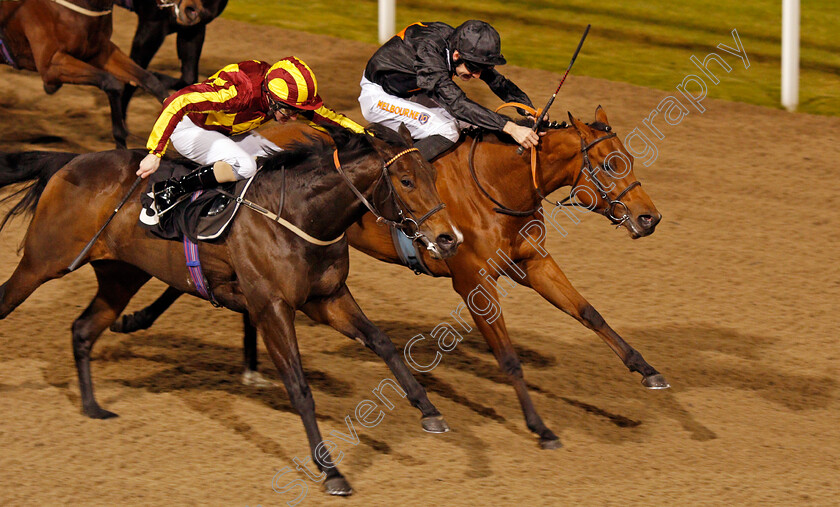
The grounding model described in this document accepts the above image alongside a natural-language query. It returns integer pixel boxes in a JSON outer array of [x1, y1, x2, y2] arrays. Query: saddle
[[139, 160, 254, 243]]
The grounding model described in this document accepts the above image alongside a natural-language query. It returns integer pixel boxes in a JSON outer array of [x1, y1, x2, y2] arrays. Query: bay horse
[[0, 124, 461, 495], [114, 106, 670, 449], [118, 0, 228, 117], [0, 0, 170, 147]]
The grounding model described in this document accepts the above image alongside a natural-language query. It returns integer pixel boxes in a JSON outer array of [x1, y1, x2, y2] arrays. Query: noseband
[[332, 147, 446, 243]]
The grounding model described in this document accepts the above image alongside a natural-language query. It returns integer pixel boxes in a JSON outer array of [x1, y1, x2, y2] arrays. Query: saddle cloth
[[139, 160, 254, 242]]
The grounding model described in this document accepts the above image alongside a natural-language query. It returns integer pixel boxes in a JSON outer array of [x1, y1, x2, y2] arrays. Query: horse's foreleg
[[39, 52, 129, 148], [519, 255, 669, 389], [110, 286, 183, 333], [451, 272, 561, 449], [120, 21, 169, 119], [175, 24, 206, 87], [73, 261, 151, 419], [301, 285, 449, 433], [254, 301, 352, 496]]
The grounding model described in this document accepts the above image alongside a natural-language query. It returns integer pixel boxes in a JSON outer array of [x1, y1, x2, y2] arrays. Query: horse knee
[[499, 354, 523, 378], [578, 304, 605, 329]]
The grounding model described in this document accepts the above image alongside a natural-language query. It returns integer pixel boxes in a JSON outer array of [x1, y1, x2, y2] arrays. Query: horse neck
[[448, 131, 581, 212], [261, 151, 382, 241], [538, 129, 586, 194]]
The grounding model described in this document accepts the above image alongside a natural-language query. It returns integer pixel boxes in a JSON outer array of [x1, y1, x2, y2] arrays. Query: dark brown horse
[[0, 124, 461, 495], [118, 0, 228, 117], [0, 0, 170, 147]]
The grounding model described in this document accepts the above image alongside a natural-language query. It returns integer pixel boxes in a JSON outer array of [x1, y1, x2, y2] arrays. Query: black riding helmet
[[449, 20, 507, 66]]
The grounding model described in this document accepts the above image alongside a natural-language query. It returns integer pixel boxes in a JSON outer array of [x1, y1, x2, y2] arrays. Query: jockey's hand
[[527, 111, 549, 124], [137, 153, 161, 178], [503, 121, 540, 150]]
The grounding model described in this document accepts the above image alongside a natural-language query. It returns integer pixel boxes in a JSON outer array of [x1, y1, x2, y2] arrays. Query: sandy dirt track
[[1, 10, 839, 506]]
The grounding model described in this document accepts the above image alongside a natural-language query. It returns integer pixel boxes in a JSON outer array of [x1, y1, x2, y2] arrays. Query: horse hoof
[[539, 437, 563, 450], [84, 406, 119, 419], [109, 317, 127, 333], [324, 476, 353, 496], [421, 415, 450, 433], [241, 370, 277, 388], [642, 374, 670, 389]]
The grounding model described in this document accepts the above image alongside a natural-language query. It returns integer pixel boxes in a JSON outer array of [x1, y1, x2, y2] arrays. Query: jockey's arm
[[309, 106, 366, 134]]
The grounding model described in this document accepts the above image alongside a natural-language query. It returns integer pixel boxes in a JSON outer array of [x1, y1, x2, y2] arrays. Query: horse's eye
[[400, 177, 414, 189]]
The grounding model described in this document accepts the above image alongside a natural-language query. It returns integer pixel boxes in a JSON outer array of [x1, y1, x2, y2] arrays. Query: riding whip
[[517, 24, 591, 155], [67, 175, 143, 272]]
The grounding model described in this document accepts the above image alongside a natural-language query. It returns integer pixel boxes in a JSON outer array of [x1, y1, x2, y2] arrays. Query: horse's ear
[[595, 105, 609, 125], [567, 111, 586, 134], [397, 123, 415, 146]]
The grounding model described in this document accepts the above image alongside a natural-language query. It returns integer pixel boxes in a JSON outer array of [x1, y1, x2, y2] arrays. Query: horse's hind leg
[[520, 255, 669, 389], [110, 286, 182, 333], [0, 254, 65, 320], [240, 314, 275, 387], [302, 284, 449, 433], [73, 261, 150, 419], [37, 52, 131, 148]]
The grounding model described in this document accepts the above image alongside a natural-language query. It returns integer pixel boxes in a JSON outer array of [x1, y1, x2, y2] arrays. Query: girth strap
[[183, 191, 220, 307]]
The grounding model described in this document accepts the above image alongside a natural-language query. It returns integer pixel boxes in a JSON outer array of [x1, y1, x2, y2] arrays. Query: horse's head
[[169, 0, 225, 25], [368, 124, 462, 259], [559, 107, 661, 238]]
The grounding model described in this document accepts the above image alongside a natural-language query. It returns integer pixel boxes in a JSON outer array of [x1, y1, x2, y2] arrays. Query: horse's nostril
[[638, 215, 653, 229], [436, 234, 455, 247], [185, 7, 198, 18]]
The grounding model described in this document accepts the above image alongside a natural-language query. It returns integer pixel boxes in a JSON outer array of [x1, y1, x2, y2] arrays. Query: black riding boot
[[153, 164, 219, 214], [415, 134, 455, 161]]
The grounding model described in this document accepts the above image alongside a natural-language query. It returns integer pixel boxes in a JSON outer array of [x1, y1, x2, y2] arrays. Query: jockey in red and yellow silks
[[137, 56, 365, 214]]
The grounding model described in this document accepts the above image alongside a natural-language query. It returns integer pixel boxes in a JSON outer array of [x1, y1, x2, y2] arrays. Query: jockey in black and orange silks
[[359, 20, 540, 160], [138, 57, 365, 213]]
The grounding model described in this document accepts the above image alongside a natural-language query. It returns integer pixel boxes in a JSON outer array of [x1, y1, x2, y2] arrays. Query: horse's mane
[[464, 114, 610, 146], [257, 123, 409, 176]]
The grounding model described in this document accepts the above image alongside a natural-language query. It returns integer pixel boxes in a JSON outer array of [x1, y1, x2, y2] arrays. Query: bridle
[[220, 147, 445, 248], [468, 118, 640, 228], [332, 147, 446, 247], [558, 131, 640, 227]]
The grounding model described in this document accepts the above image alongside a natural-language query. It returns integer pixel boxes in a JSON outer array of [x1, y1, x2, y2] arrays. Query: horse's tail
[[0, 151, 79, 234]]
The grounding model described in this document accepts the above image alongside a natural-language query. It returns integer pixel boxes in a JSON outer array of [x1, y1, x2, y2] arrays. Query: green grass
[[222, 0, 840, 116]]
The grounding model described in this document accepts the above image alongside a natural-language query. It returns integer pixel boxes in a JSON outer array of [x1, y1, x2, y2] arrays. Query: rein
[[332, 147, 445, 240], [227, 146, 442, 246], [468, 103, 640, 226], [51, 0, 112, 16]]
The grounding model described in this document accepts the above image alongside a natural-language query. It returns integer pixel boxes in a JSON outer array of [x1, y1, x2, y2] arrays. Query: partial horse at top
[[0, 0, 170, 148], [117, 0, 228, 117]]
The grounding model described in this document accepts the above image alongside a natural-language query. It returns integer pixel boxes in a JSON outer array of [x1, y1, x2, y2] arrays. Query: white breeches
[[358, 76, 466, 142], [169, 116, 281, 180]]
